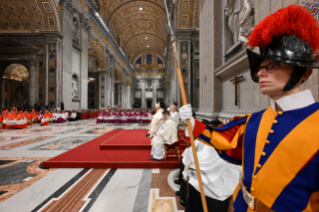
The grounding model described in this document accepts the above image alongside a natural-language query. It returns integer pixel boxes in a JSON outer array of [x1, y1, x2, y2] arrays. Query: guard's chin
[[259, 88, 281, 96]]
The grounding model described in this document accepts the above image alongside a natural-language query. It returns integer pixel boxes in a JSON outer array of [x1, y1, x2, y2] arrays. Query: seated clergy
[[52, 111, 59, 123], [170, 104, 180, 128], [15, 111, 28, 129], [147, 102, 165, 137], [61, 110, 69, 122], [24, 111, 33, 125], [37, 110, 44, 123], [69, 110, 78, 121], [96, 109, 104, 123], [41, 110, 50, 126], [150, 110, 178, 160]]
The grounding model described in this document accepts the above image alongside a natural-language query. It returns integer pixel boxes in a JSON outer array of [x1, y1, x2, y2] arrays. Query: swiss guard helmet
[[247, 5, 319, 91]]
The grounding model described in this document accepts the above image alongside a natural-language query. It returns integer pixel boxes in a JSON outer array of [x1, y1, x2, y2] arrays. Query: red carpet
[[100, 129, 187, 150], [43, 129, 187, 169]]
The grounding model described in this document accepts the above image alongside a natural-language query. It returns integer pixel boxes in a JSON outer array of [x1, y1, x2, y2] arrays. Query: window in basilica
[[147, 54, 152, 65]]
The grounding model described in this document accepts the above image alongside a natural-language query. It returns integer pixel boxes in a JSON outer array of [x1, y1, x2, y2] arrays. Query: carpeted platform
[[100, 129, 187, 150], [43, 129, 187, 169]]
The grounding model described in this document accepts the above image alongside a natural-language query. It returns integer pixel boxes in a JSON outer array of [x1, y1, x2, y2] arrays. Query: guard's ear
[[302, 68, 313, 83]]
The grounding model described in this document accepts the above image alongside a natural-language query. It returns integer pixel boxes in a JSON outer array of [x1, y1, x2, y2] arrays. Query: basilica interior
[[0, 0, 318, 212]]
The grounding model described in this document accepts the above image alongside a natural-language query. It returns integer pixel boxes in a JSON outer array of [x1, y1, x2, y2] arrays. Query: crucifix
[[230, 75, 244, 106]]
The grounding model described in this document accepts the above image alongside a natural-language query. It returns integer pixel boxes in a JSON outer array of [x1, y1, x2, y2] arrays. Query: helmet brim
[[246, 49, 319, 83]]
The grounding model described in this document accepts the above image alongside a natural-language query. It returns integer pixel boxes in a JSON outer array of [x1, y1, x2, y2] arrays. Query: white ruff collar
[[270, 89, 315, 112]]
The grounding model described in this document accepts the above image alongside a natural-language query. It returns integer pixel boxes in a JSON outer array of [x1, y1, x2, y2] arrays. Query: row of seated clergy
[[52, 112, 69, 123], [96, 110, 152, 123], [176, 120, 241, 212], [69, 111, 78, 121], [149, 110, 179, 160], [1, 110, 36, 129]]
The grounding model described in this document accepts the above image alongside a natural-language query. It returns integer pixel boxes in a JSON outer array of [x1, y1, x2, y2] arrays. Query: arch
[[3, 64, 29, 82], [102, 0, 167, 59], [133, 51, 165, 70]]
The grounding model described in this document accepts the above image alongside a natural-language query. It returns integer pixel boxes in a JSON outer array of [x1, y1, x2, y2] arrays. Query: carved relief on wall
[[48, 42, 56, 107], [72, 74, 80, 99], [193, 0, 199, 29], [180, 41, 190, 99], [115, 62, 123, 83], [0, 0, 60, 32], [178, 0, 199, 29], [73, 17, 80, 44], [225, 0, 254, 44], [88, 36, 107, 70], [126, 76, 132, 86]]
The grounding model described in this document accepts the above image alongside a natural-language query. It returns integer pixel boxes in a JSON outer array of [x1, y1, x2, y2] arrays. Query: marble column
[[121, 71, 126, 108], [198, 0, 223, 118], [99, 70, 107, 109], [29, 60, 37, 107], [141, 80, 146, 108], [152, 80, 157, 107], [80, 16, 90, 109]]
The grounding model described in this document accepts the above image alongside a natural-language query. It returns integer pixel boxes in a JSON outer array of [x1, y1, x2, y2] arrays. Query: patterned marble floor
[[0, 119, 184, 212]]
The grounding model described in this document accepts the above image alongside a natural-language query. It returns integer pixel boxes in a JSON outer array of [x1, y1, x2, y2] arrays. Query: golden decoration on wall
[[7, 66, 29, 82], [89, 37, 107, 70], [178, 0, 199, 29], [115, 62, 123, 82], [0, 0, 60, 32]]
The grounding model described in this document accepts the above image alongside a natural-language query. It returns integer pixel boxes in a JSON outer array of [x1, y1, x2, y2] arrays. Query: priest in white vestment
[[147, 102, 165, 137], [170, 104, 179, 127], [150, 110, 178, 160]]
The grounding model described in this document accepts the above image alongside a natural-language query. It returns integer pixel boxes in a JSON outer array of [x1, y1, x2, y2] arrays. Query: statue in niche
[[15, 86, 28, 105], [73, 17, 80, 44], [238, 0, 254, 46], [72, 76, 79, 98], [225, 0, 244, 44]]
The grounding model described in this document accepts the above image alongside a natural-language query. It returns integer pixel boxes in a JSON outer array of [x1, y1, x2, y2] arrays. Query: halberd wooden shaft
[[170, 36, 208, 212]]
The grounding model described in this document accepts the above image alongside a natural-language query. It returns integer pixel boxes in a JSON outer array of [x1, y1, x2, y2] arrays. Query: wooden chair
[[164, 142, 181, 160], [27, 119, 33, 128]]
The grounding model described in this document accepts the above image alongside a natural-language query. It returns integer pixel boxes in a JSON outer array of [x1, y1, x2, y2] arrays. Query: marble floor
[[0, 120, 184, 212]]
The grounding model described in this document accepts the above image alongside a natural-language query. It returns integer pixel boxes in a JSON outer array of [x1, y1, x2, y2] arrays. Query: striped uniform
[[193, 91, 319, 212]]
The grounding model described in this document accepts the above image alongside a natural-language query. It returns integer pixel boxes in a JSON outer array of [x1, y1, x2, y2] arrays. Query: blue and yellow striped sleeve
[[193, 116, 249, 164]]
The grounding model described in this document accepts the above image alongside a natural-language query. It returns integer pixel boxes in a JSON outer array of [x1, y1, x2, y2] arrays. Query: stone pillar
[[80, 16, 91, 109], [110, 68, 115, 107], [99, 71, 107, 109], [198, 0, 223, 118], [141, 80, 146, 108], [122, 72, 126, 108], [152, 80, 157, 107], [29, 60, 37, 107]]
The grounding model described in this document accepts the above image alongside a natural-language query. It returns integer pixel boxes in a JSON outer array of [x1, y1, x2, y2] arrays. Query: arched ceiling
[[101, 0, 167, 63]]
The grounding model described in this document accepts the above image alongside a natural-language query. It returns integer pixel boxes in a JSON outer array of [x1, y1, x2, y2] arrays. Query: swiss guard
[[180, 5, 319, 212]]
